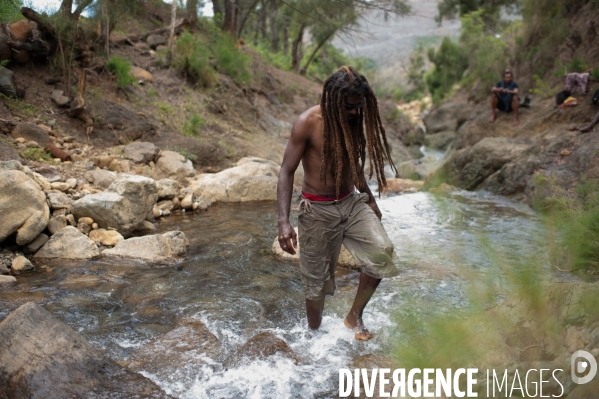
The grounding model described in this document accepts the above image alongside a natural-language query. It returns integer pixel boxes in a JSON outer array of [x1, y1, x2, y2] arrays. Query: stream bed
[[0, 190, 548, 398]]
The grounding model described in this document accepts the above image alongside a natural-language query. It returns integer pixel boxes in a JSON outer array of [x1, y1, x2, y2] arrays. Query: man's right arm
[[277, 113, 311, 255]]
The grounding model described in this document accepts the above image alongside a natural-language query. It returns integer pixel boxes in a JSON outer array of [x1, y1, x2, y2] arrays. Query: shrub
[[0, 0, 23, 24], [213, 33, 251, 85], [530, 74, 558, 98], [19, 147, 53, 162], [425, 37, 468, 103], [106, 56, 135, 88], [173, 31, 216, 88], [183, 114, 205, 137]]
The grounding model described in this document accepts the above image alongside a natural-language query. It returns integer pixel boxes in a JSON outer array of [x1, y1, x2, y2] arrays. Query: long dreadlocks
[[320, 65, 397, 197]]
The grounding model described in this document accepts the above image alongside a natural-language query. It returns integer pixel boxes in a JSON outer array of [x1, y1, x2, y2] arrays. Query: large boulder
[[155, 150, 195, 179], [71, 174, 157, 235], [0, 169, 49, 246], [272, 227, 360, 269], [426, 130, 457, 150], [33, 226, 100, 260], [190, 157, 279, 203], [124, 141, 159, 164], [10, 123, 50, 145], [0, 302, 171, 399], [102, 231, 189, 264]]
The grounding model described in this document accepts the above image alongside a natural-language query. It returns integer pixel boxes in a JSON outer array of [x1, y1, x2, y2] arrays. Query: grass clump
[[213, 33, 251, 85], [106, 56, 135, 88], [173, 31, 216, 88], [179, 149, 198, 162], [19, 147, 53, 162], [0, 0, 23, 24], [183, 114, 205, 137], [530, 74, 558, 98]]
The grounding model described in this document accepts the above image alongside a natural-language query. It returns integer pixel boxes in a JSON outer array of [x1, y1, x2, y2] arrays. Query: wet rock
[[156, 178, 180, 199], [0, 302, 171, 398], [47, 215, 67, 235], [382, 178, 424, 194], [0, 67, 17, 98], [0, 275, 16, 286], [34, 226, 100, 260], [10, 123, 50, 145], [271, 227, 360, 269], [102, 231, 188, 264], [180, 190, 194, 209], [51, 90, 69, 107], [11, 255, 33, 274], [130, 66, 153, 83], [88, 229, 124, 247], [127, 320, 221, 377], [25, 233, 49, 253], [124, 141, 159, 164], [225, 331, 297, 368], [72, 174, 158, 235], [155, 150, 195, 179], [146, 34, 167, 49], [90, 169, 117, 189], [191, 157, 279, 203], [192, 195, 211, 211], [0, 170, 50, 246], [47, 192, 72, 210], [426, 130, 457, 150]]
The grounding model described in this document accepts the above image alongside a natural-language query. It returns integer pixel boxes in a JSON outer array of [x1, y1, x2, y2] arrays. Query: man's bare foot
[[513, 119, 519, 126], [488, 115, 496, 122], [344, 316, 374, 341]]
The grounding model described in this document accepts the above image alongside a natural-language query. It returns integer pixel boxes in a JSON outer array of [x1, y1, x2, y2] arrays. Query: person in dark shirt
[[490, 69, 519, 125]]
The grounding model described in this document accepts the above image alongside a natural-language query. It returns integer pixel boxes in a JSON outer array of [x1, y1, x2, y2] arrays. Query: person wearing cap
[[490, 69, 520, 125]]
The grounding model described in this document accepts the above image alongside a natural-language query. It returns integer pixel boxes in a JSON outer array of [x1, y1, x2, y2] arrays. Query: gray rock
[[156, 151, 195, 179], [51, 90, 69, 107], [0, 66, 17, 98], [34, 226, 100, 260], [0, 170, 49, 246], [124, 141, 159, 164], [156, 199, 174, 212], [90, 169, 117, 189], [426, 130, 457, 150], [47, 192, 72, 210], [146, 34, 167, 49], [103, 231, 189, 264], [25, 233, 49, 253], [423, 101, 470, 134], [47, 216, 67, 235], [0, 264, 9, 275], [11, 255, 33, 274], [0, 302, 171, 398], [0, 140, 22, 162], [0, 275, 16, 286], [71, 174, 158, 235], [10, 123, 50, 145], [156, 178, 180, 199]]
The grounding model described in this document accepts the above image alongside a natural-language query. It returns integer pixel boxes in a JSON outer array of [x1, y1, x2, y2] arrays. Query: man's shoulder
[[292, 106, 321, 139]]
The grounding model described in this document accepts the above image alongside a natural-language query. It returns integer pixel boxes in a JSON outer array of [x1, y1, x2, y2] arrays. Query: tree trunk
[[291, 24, 305, 72], [223, 0, 238, 37], [282, 23, 289, 54], [237, 0, 260, 38], [299, 32, 334, 76], [60, 0, 73, 16], [269, 0, 278, 52], [187, 0, 199, 25], [259, 0, 267, 40], [212, 0, 223, 17], [169, 0, 177, 60]]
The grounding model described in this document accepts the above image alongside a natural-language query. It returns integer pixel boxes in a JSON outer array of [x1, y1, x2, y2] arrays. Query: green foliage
[[19, 147, 52, 162], [213, 33, 252, 85], [173, 31, 216, 88], [0, 60, 10, 68], [530, 74, 558, 98], [179, 149, 198, 162], [592, 69, 599, 82], [568, 55, 588, 73], [0, 0, 23, 24], [425, 37, 468, 103], [183, 114, 205, 137], [106, 56, 135, 88]]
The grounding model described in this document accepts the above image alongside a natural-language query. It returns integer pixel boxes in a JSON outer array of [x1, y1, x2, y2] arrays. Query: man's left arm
[[509, 83, 519, 95], [358, 177, 382, 220]]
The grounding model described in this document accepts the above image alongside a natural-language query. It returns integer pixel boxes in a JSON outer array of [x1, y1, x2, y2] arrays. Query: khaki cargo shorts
[[298, 192, 399, 301]]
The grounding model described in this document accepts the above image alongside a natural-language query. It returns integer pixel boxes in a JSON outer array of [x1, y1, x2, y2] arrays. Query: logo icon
[[571, 350, 597, 384]]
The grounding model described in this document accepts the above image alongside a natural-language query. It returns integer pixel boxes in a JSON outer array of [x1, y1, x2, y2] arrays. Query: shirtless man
[[490, 69, 520, 125], [277, 66, 399, 341]]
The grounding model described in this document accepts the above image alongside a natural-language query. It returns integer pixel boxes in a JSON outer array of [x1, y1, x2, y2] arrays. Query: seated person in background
[[490, 69, 519, 125]]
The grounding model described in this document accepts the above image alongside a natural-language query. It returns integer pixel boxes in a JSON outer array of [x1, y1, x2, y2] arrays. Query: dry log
[[140, 18, 189, 42], [20, 7, 54, 37], [46, 142, 72, 162]]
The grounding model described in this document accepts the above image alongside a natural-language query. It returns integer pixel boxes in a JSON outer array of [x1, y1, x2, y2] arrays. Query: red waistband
[[302, 189, 353, 202]]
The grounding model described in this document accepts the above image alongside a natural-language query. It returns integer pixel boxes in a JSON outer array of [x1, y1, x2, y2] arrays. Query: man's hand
[[278, 221, 298, 255]]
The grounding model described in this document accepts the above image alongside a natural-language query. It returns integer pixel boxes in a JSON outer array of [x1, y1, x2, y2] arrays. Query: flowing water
[[0, 190, 548, 398]]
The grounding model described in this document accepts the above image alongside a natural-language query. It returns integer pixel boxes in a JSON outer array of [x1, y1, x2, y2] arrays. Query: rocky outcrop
[[102, 231, 189, 264], [225, 331, 297, 368], [191, 157, 279, 203], [0, 169, 49, 246], [0, 302, 171, 399], [423, 101, 471, 134], [10, 122, 50, 145], [34, 226, 100, 260], [71, 174, 157, 235], [271, 227, 360, 269]]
